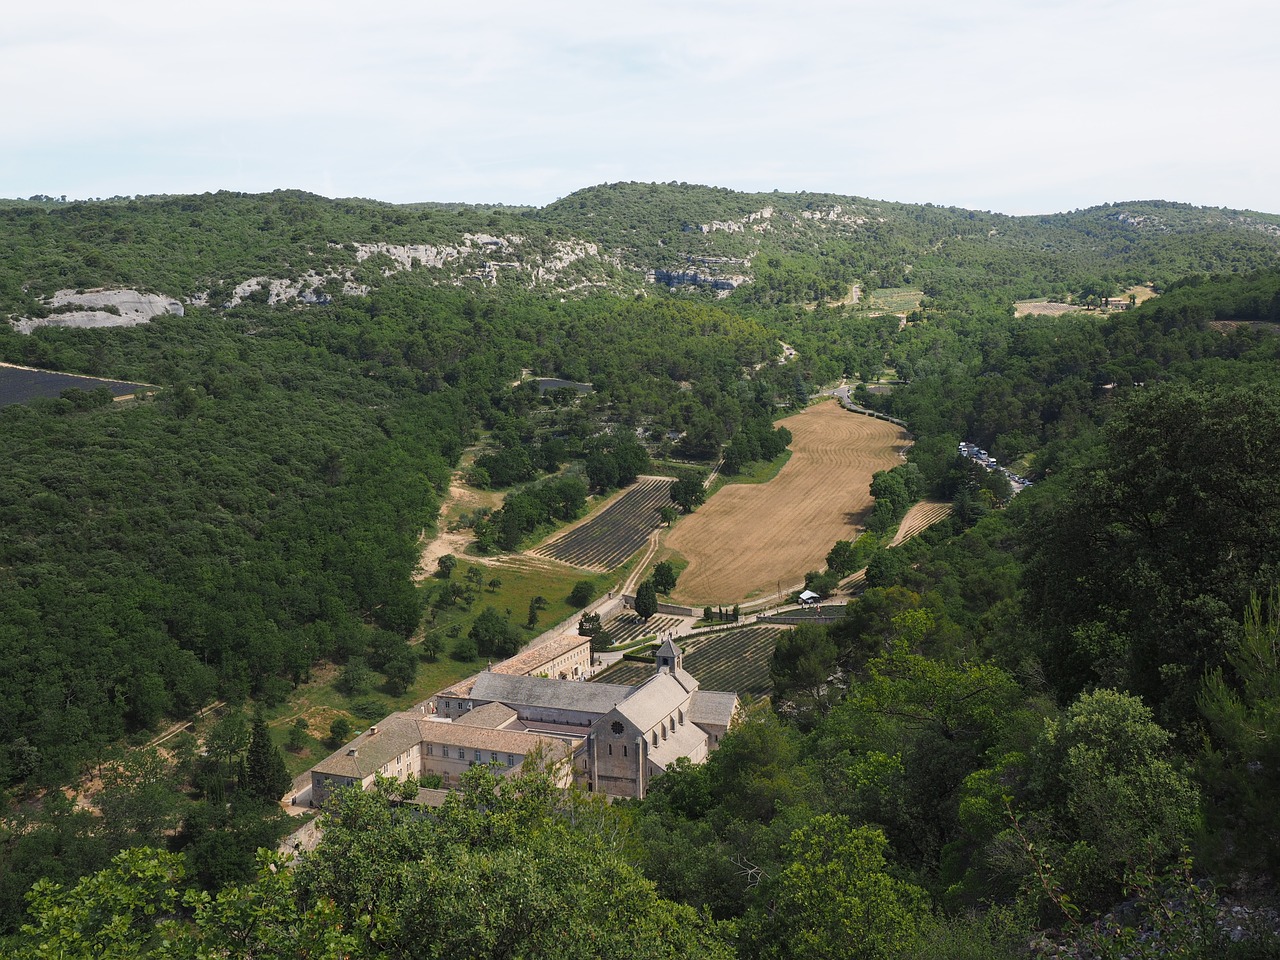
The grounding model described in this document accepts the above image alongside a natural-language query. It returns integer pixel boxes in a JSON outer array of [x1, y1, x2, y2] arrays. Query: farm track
[[531, 477, 674, 571]]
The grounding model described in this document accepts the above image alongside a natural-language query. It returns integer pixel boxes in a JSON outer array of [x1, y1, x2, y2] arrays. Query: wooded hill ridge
[[4, 185, 1280, 320], [4, 182, 1280, 958]]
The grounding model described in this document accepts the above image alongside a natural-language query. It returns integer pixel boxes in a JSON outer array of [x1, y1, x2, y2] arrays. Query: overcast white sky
[[4, 0, 1277, 215]]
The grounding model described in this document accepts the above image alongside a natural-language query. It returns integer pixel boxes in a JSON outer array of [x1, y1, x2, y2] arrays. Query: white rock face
[[12, 289, 184, 334]]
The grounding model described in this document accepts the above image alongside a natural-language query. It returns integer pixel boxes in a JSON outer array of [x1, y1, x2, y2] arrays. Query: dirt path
[[414, 471, 505, 581]]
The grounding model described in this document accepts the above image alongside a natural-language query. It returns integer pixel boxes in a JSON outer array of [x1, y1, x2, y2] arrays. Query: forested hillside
[[3, 185, 1280, 957]]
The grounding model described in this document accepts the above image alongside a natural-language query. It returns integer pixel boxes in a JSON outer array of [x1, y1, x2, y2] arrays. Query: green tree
[[568, 580, 594, 607], [652, 560, 678, 594], [770, 623, 839, 721], [421, 633, 443, 662], [382, 644, 418, 695], [671, 471, 707, 513], [286, 717, 308, 752], [435, 554, 457, 579], [328, 715, 352, 747], [336, 656, 372, 697], [470, 606, 521, 658], [243, 710, 291, 803], [744, 814, 929, 960], [635, 580, 658, 621], [295, 762, 733, 960], [202, 711, 250, 797], [1024, 382, 1280, 731], [1198, 588, 1280, 875], [1027, 688, 1200, 912], [18, 847, 188, 958], [826, 539, 860, 576]]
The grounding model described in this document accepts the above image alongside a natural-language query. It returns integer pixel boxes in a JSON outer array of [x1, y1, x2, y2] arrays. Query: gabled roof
[[688, 690, 739, 730], [493, 633, 590, 677], [470, 671, 635, 715], [437, 677, 477, 699], [454, 701, 518, 729], [614, 673, 694, 732], [311, 713, 422, 781], [423, 722, 579, 758], [647, 720, 711, 772]]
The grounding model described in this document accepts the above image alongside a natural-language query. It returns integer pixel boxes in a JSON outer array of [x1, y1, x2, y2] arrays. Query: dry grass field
[[666, 400, 910, 605], [890, 499, 953, 546]]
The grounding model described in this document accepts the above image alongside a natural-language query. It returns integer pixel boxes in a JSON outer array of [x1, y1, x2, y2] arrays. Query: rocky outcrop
[[11, 289, 184, 334], [648, 269, 749, 293]]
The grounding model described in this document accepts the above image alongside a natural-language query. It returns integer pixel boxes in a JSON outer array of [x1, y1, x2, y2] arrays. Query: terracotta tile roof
[[492, 634, 590, 676], [310, 714, 422, 780]]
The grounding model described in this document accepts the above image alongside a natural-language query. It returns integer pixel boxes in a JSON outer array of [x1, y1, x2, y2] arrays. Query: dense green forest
[[3, 186, 1280, 957]]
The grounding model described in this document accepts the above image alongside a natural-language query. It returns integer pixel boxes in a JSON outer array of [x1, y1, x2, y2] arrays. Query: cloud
[[3, 0, 1278, 213]]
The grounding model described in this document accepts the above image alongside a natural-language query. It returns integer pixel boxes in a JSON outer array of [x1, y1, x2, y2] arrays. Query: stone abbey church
[[309, 637, 739, 805]]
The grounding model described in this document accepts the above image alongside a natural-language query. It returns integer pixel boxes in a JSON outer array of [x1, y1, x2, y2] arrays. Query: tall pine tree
[[243, 710, 292, 802]]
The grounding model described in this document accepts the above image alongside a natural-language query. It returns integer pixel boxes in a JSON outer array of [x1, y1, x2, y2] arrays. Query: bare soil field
[[666, 401, 910, 605], [1013, 300, 1084, 318], [413, 471, 504, 581], [1014, 285, 1156, 318]]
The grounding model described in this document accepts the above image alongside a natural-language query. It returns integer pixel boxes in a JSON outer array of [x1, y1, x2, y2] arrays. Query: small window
[[622, 744, 628, 757], [426, 744, 434, 756], [490, 752, 499, 764], [506, 754, 514, 767], [474, 750, 482, 763], [610, 720, 624, 736], [458, 747, 466, 760], [607, 743, 613, 756]]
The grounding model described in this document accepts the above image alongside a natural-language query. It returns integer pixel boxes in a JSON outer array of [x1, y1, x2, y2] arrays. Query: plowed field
[[666, 401, 909, 604]]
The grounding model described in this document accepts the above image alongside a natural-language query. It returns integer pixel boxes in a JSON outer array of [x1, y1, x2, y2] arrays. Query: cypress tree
[[243, 710, 291, 802]]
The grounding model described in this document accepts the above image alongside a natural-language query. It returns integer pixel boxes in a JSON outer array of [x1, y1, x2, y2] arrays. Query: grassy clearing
[[648, 549, 688, 586], [422, 558, 617, 659], [860, 287, 922, 314], [708, 450, 791, 497]]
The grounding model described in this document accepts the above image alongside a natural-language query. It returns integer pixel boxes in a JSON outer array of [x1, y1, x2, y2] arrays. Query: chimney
[[368, 725, 378, 735]]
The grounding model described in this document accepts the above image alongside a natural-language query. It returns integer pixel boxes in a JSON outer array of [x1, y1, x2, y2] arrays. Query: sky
[[4, 0, 1277, 216]]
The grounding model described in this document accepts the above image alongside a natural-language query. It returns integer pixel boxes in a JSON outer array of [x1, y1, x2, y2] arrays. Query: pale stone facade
[[308, 639, 738, 804]]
